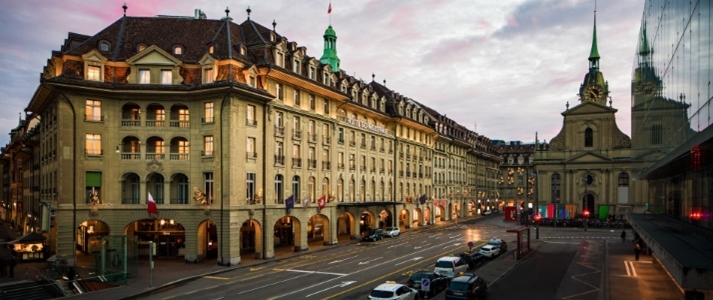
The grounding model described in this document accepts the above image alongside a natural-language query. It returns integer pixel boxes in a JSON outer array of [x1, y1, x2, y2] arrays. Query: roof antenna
[[383, 79, 386, 86], [225, 6, 230, 18], [372, 73, 375, 82], [272, 20, 277, 32], [246, 6, 251, 20], [122, 3, 127, 17]]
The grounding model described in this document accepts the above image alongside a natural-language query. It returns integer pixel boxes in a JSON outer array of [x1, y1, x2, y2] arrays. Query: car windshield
[[435, 261, 453, 268], [409, 273, 431, 281], [481, 246, 492, 251], [449, 281, 471, 291], [370, 290, 394, 298]]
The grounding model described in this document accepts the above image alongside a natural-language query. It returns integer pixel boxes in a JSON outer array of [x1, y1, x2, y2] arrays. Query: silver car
[[384, 227, 400, 237], [479, 244, 500, 258]]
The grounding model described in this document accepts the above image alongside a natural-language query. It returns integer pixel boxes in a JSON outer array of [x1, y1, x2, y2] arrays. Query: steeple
[[588, 9, 600, 71], [320, 25, 340, 72]]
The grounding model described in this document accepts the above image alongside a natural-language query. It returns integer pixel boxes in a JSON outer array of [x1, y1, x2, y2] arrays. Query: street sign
[[421, 278, 430, 292], [467, 241, 474, 250]]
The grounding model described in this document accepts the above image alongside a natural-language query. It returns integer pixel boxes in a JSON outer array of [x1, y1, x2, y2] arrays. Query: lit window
[[87, 66, 101, 81], [85, 100, 101, 121], [137, 44, 146, 52], [309, 94, 315, 110], [208, 45, 214, 54], [204, 136, 214, 156], [85, 134, 102, 155], [161, 70, 172, 85], [276, 83, 283, 100], [247, 137, 256, 155], [205, 69, 214, 83], [139, 69, 150, 84], [294, 89, 301, 106], [204, 102, 214, 123], [247, 105, 255, 125], [174, 46, 183, 55]]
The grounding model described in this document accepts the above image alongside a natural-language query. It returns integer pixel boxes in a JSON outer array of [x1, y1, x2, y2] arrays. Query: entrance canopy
[[11, 232, 46, 244]]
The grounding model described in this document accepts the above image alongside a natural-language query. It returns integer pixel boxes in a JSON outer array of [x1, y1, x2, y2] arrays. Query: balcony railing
[[201, 117, 214, 123], [202, 150, 214, 156], [399, 153, 404, 158], [170, 198, 189, 204], [323, 136, 331, 144], [349, 141, 356, 147], [308, 134, 317, 142], [247, 152, 258, 159], [338, 163, 345, 169], [389, 149, 393, 154], [170, 154, 190, 160], [121, 153, 140, 160], [370, 168, 376, 173], [122, 198, 140, 204], [360, 167, 366, 172], [121, 120, 140, 127], [85, 115, 104, 122], [379, 168, 384, 174], [370, 145, 376, 151], [169, 120, 190, 128], [349, 165, 356, 170], [146, 120, 165, 127], [360, 143, 366, 149], [292, 130, 302, 140], [275, 155, 285, 165], [379, 147, 384, 152], [307, 159, 317, 169], [338, 138, 344, 144], [275, 126, 285, 136], [322, 161, 331, 170], [145, 153, 165, 160], [399, 171, 404, 177], [292, 158, 302, 168]]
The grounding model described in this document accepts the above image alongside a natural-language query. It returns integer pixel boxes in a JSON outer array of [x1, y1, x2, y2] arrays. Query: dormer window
[[173, 45, 184, 55], [270, 33, 276, 42], [137, 44, 147, 52], [309, 67, 316, 80], [99, 41, 110, 52], [293, 59, 301, 73], [139, 69, 150, 84], [87, 66, 101, 81], [323, 73, 330, 85], [161, 70, 172, 85], [208, 45, 214, 54], [240, 46, 247, 55], [205, 69, 214, 84], [276, 52, 284, 67]]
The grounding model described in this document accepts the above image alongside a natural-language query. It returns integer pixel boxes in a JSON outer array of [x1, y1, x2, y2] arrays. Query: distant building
[[495, 141, 535, 215]]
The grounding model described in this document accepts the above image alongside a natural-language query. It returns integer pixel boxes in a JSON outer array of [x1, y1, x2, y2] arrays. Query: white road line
[[625, 261, 637, 276], [285, 269, 348, 276], [328, 255, 359, 264], [236, 272, 312, 295], [624, 260, 631, 276]]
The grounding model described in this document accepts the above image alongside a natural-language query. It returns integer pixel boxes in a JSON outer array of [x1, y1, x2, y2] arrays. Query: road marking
[[328, 255, 358, 264], [358, 257, 383, 265], [284, 269, 348, 276], [204, 275, 230, 280], [304, 281, 357, 297], [395, 257, 423, 266], [624, 261, 637, 276]]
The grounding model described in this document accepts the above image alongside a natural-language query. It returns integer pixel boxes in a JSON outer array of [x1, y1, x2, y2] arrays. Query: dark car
[[405, 271, 450, 297], [363, 229, 384, 241], [445, 273, 488, 300], [459, 251, 485, 269]]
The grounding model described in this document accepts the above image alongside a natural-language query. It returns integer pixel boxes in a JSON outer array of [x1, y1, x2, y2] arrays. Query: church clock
[[635, 81, 656, 96], [584, 85, 603, 101]]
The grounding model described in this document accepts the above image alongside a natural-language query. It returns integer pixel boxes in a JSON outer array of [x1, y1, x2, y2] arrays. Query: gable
[[565, 102, 617, 116], [564, 151, 613, 163], [126, 45, 181, 66], [81, 50, 107, 62]]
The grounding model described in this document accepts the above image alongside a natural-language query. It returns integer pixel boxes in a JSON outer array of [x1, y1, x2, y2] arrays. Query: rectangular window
[[161, 70, 172, 84], [247, 137, 256, 157], [85, 100, 102, 121], [85, 134, 102, 155], [338, 128, 344, 143], [293, 144, 301, 158], [309, 67, 315, 80], [277, 52, 284, 67], [86, 172, 102, 204], [204, 102, 214, 123], [87, 66, 100, 81], [203, 136, 213, 156], [139, 69, 150, 84], [249, 76, 256, 87], [294, 89, 301, 106], [293, 60, 300, 73], [309, 94, 315, 110], [323, 98, 330, 114], [276, 83, 284, 100], [178, 140, 189, 160], [246, 173, 256, 203], [247, 105, 256, 125], [204, 172, 214, 204], [205, 69, 214, 83]]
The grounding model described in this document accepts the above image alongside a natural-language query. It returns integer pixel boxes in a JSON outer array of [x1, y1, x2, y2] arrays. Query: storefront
[[11, 232, 46, 262]]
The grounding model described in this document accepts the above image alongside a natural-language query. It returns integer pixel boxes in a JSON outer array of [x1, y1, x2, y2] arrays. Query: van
[[434, 256, 468, 278]]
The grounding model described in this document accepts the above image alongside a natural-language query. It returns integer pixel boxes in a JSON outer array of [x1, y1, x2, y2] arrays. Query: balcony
[[323, 136, 331, 144], [360, 143, 366, 149], [121, 120, 140, 127], [370, 168, 376, 173], [275, 126, 285, 136], [406, 172, 411, 178], [145, 153, 165, 160], [202, 150, 214, 157], [247, 152, 258, 159], [399, 153, 404, 158], [307, 159, 317, 169], [338, 138, 344, 144], [379, 168, 384, 174], [308, 133, 317, 143], [419, 173, 423, 178], [170, 198, 189, 204], [360, 167, 366, 172], [146, 120, 165, 127], [399, 171, 404, 177], [292, 158, 302, 168], [85, 115, 104, 122], [201, 117, 214, 123], [169, 120, 190, 128], [338, 163, 345, 169], [379, 147, 384, 152], [349, 165, 356, 171], [246, 119, 258, 126], [292, 130, 302, 140], [389, 149, 393, 154], [275, 155, 285, 165], [322, 161, 331, 170], [370, 145, 376, 151], [406, 154, 411, 159], [349, 141, 356, 147], [122, 198, 140, 204], [121, 152, 140, 160], [170, 153, 190, 160]]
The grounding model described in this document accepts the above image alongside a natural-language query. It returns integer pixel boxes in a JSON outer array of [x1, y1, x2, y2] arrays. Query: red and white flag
[[317, 195, 326, 210], [147, 192, 158, 216], [328, 2, 332, 14]]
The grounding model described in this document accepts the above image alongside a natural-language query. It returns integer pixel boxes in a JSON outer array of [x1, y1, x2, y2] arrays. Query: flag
[[303, 196, 311, 207], [147, 192, 158, 215], [317, 195, 326, 210], [419, 194, 427, 205], [328, 2, 332, 14], [285, 195, 294, 212]]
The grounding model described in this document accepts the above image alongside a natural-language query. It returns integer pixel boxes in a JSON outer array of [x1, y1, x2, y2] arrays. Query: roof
[[373, 282, 403, 292], [11, 232, 46, 244], [437, 256, 460, 262], [452, 274, 479, 282]]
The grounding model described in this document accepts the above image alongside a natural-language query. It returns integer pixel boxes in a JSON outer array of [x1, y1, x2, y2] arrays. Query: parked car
[[459, 251, 485, 269], [479, 244, 500, 258], [384, 227, 401, 237], [480, 210, 492, 216], [369, 281, 419, 300], [434, 256, 469, 278], [406, 271, 450, 297], [445, 273, 488, 300], [487, 238, 508, 253], [363, 229, 384, 241], [491, 208, 499, 214]]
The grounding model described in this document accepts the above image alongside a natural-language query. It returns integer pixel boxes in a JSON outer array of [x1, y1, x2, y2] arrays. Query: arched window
[[551, 173, 561, 203], [584, 128, 593, 147], [275, 174, 284, 203], [322, 177, 330, 198], [337, 178, 344, 202], [349, 178, 355, 202], [618, 173, 629, 187], [360, 179, 366, 202], [309, 176, 316, 202], [292, 176, 300, 203]]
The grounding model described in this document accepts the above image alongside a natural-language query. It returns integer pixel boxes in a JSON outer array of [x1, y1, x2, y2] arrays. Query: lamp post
[[583, 171, 589, 232], [531, 170, 538, 239]]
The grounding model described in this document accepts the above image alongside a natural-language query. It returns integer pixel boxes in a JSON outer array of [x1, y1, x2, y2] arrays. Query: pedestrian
[[0, 257, 5, 278], [8, 255, 16, 278], [620, 230, 626, 243], [634, 243, 642, 261]]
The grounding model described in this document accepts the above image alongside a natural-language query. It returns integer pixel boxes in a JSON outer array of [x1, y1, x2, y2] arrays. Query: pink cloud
[[507, 15, 519, 26]]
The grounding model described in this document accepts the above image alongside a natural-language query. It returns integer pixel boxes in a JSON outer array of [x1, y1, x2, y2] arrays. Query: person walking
[[8, 255, 16, 278], [634, 243, 642, 261], [620, 230, 626, 242]]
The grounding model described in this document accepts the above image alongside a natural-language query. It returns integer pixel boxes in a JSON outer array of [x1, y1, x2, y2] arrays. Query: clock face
[[584, 85, 603, 101], [636, 81, 656, 96]]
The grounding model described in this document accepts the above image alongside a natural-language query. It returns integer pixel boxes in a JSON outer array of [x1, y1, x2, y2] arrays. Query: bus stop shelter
[[506, 226, 531, 260]]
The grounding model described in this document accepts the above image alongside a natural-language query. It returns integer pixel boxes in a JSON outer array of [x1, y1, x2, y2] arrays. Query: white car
[[384, 227, 401, 237], [479, 244, 500, 258], [433, 256, 468, 278], [368, 281, 419, 300]]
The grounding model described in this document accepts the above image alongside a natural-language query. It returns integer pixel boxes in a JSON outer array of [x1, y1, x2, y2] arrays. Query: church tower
[[320, 25, 340, 72], [578, 10, 610, 106]]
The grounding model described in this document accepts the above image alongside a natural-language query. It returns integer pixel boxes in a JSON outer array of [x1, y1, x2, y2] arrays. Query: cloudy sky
[[0, 0, 645, 147]]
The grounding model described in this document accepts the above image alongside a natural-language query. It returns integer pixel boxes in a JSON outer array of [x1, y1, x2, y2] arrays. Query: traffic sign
[[421, 278, 430, 292]]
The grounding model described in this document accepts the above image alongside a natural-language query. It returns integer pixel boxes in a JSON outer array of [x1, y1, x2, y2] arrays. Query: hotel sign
[[346, 118, 388, 135]]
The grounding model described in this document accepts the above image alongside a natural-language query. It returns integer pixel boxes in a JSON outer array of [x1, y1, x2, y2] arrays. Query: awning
[[10, 232, 46, 244]]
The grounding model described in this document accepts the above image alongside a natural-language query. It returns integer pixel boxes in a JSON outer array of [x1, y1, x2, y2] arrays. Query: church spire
[[320, 25, 340, 72], [588, 8, 600, 71]]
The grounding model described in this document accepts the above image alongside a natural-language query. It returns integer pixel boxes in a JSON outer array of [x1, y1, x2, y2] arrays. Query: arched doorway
[[308, 214, 330, 248], [468, 201, 475, 216], [274, 216, 301, 252], [76, 220, 110, 254], [398, 209, 410, 230], [378, 209, 392, 229], [359, 211, 375, 236], [582, 193, 595, 216], [337, 212, 355, 241], [424, 207, 431, 225], [412, 208, 421, 228], [435, 205, 443, 223], [241, 219, 261, 258], [125, 219, 185, 257], [197, 220, 217, 259]]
